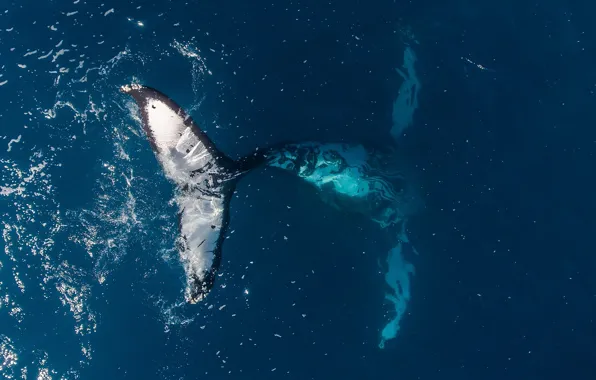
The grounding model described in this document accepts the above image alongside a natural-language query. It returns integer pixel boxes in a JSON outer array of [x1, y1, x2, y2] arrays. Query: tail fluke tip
[[120, 83, 142, 93]]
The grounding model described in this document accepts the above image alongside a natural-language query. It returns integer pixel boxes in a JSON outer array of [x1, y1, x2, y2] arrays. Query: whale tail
[[121, 84, 263, 303]]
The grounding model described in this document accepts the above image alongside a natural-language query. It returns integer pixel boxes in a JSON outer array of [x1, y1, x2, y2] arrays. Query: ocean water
[[1, 0, 595, 379]]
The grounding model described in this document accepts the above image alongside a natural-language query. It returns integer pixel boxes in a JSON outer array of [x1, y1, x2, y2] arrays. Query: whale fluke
[[122, 84, 242, 303]]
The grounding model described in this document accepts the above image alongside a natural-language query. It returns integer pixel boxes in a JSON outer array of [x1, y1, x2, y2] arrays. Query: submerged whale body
[[265, 142, 415, 229], [122, 84, 414, 304]]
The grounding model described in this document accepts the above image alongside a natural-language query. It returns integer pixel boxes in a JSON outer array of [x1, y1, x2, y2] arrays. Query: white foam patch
[[0, 186, 25, 196]]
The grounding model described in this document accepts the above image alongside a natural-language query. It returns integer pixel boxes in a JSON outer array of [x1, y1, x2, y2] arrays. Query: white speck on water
[[52, 49, 69, 62], [7, 135, 21, 152], [38, 50, 53, 59]]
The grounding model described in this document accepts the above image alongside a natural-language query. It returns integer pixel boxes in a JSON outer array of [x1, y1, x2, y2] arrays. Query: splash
[[0, 34, 174, 376], [171, 40, 212, 77], [70, 154, 142, 284], [171, 40, 211, 113], [0, 335, 19, 379], [0, 150, 95, 376]]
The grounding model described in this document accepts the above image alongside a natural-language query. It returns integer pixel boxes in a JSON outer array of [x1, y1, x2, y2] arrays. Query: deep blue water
[[1, 0, 595, 379]]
